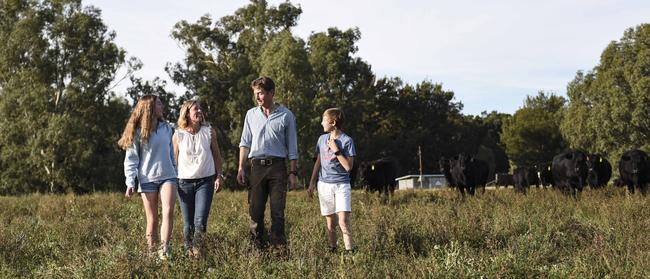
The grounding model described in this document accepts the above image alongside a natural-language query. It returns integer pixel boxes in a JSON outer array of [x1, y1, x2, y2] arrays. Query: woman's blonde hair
[[118, 95, 161, 149], [177, 100, 207, 130]]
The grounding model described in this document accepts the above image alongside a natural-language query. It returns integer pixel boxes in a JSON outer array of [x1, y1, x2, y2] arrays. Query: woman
[[173, 100, 224, 259], [118, 95, 177, 260]]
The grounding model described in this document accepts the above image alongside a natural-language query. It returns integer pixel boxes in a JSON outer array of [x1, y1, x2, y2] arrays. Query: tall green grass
[[1, 187, 649, 278]]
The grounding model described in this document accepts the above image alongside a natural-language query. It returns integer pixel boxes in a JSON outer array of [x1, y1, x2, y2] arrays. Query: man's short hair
[[324, 108, 344, 128], [251, 76, 275, 92]]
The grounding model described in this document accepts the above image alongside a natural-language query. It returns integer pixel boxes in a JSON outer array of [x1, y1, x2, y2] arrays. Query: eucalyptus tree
[[561, 24, 650, 164], [501, 92, 567, 168], [0, 0, 130, 194], [168, 0, 303, 175]]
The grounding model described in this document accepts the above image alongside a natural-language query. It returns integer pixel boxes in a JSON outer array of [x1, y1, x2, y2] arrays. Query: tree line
[[501, 23, 650, 171], [0, 0, 647, 194]]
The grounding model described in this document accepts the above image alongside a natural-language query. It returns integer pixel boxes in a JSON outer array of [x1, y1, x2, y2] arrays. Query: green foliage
[[1, 189, 649, 277], [476, 111, 512, 173], [0, 0, 130, 194], [126, 74, 182, 124], [561, 24, 650, 165], [501, 92, 567, 168], [307, 27, 376, 167], [168, 0, 304, 177], [524, 91, 567, 113], [168, 1, 476, 178], [259, 30, 316, 175], [367, 79, 465, 173], [0, 0, 510, 194]]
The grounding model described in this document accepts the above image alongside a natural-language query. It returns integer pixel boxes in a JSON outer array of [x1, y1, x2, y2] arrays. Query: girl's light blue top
[[124, 122, 177, 188]]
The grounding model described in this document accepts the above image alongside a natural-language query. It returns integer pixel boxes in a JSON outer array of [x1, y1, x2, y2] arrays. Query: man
[[237, 76, 298, 248]]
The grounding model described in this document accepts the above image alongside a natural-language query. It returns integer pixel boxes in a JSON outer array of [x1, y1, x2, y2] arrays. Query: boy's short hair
[[324, 108, 344, 128], [251, 76, 275, 92]]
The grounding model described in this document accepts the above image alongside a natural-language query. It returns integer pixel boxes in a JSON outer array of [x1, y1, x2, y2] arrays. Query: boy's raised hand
[[327, 137, 339, 153]]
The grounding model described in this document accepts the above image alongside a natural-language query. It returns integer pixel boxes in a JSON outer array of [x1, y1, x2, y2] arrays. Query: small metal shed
[[395, 174, 448, 190]]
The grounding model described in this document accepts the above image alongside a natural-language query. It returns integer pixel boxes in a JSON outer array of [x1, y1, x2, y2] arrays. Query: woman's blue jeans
[[178, 176, 214, 250]]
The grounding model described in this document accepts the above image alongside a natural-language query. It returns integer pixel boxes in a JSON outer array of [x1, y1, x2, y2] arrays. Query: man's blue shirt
[[239, 104, 298, 160]]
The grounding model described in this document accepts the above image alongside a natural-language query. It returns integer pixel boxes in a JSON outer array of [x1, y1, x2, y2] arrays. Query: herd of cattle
[[357, 149, 650, 199]]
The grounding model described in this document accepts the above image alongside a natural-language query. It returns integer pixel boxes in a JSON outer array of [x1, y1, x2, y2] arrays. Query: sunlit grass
[[1, 187, 649, 277]]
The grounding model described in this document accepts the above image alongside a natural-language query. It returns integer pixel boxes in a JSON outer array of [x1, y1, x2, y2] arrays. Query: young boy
[[308, 108, 356, 252]]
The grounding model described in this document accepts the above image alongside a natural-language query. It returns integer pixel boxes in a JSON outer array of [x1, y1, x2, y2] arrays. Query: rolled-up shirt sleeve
[[124, 139, 140, 188], [239, 112, 252, 149], [286, 112, 298, 160]]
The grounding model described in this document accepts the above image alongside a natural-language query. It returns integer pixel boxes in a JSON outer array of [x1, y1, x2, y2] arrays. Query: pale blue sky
[[86, 0, 650, 115]]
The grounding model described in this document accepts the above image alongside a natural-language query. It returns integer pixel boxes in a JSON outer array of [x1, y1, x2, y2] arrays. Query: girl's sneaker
[[158, 244, 172, 261], [189, 246, 202, 259]]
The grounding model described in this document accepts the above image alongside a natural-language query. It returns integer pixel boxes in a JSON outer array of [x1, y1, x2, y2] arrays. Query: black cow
[[552, 151, 589, 199], [451, 153, 485, 197], [439, 156, 456, 189], [586, 154, 612, 189], [535, 163, 553, 188], [359, 158, 399, 196], [618, 150, 650, 195], [474, 159, 490, 194], [513, 167, 538, 194], [495, 173, 514, 188]]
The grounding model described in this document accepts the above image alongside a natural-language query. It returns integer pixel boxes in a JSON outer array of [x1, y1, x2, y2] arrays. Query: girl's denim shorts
[[138, 178, 178, 193]]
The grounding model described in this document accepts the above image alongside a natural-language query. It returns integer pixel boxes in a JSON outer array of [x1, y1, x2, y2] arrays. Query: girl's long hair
[[118, 95, 161, 150]]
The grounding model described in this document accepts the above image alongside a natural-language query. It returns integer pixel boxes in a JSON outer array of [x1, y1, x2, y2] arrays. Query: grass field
[[1, 187, 650, 278]]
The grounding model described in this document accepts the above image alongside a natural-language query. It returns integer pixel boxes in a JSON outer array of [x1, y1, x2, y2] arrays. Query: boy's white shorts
[[317, 181, 352, 216]]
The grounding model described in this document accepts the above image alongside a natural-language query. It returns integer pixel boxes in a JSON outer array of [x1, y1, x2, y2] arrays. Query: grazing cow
[[495, 173, 514, 188], [618, 150, 650, 195], [586, 154, 612, 189], [439, 156, 456, 188], [359, 158, 399, 196], [513, 167, 539, 194], [474, 159, 490, 194], [535, 163, 553, 188], [451, 153, 485, 197], [552, 151, 589, 199]]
